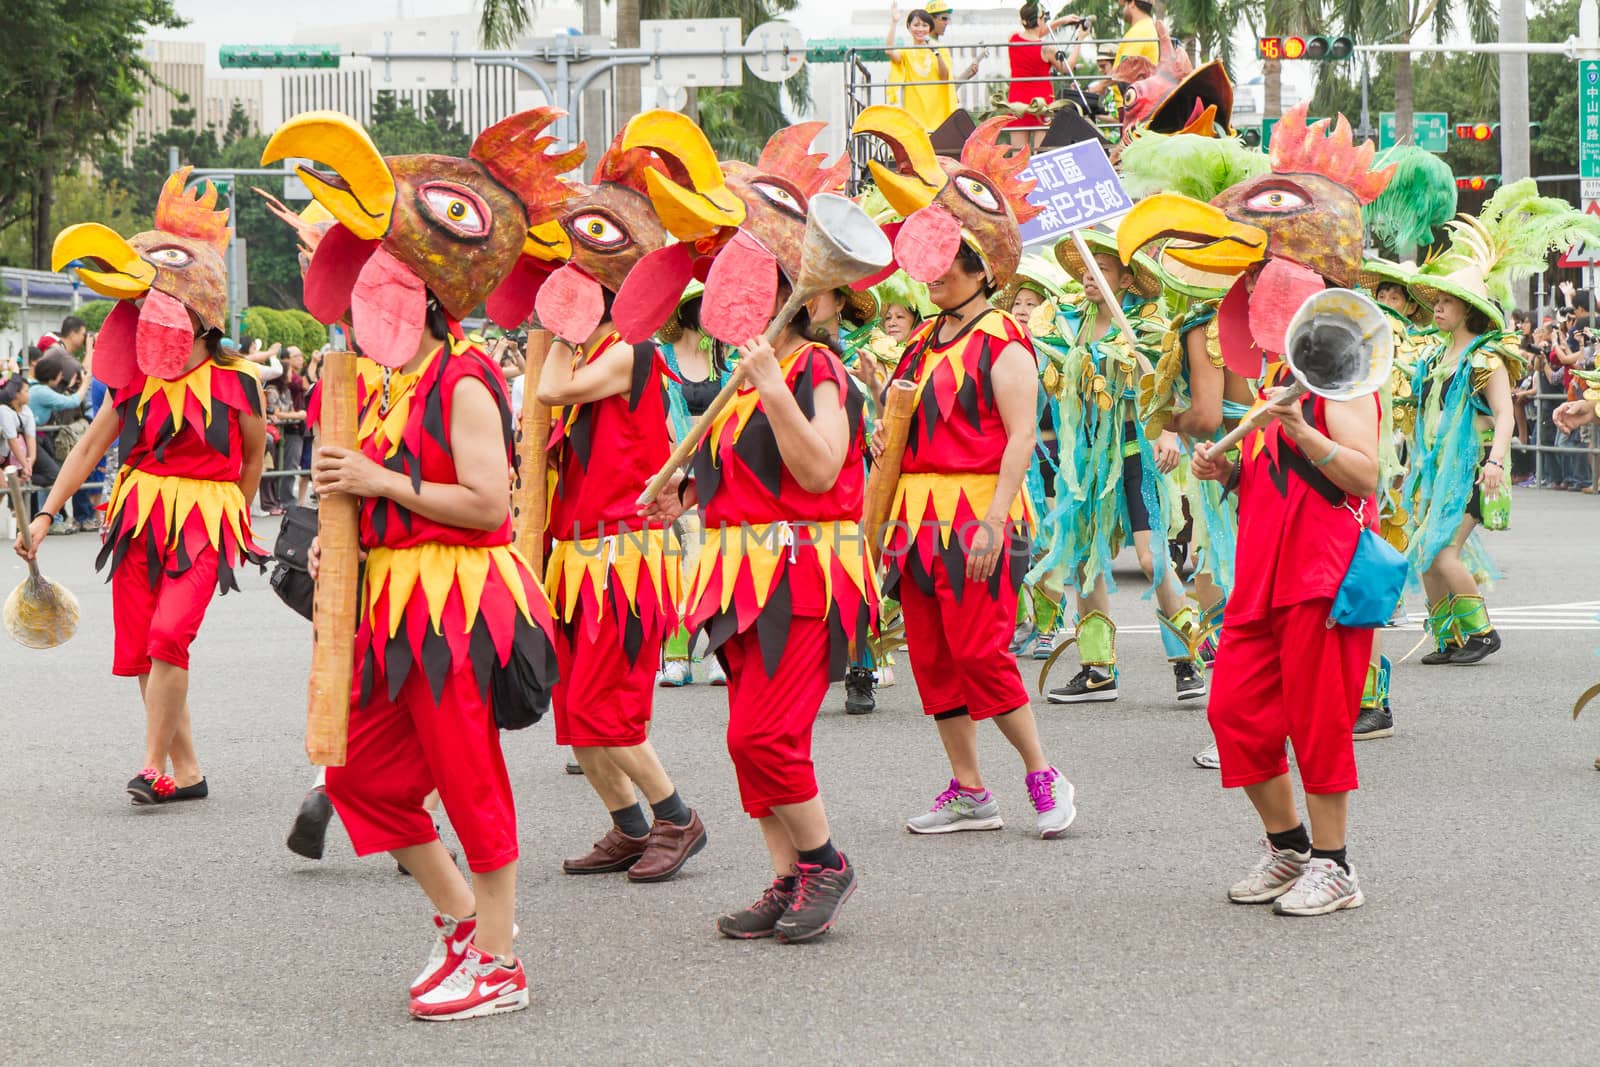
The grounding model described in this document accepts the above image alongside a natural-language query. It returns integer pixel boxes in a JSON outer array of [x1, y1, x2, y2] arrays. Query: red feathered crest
[[471, 107, 586, 225], [960, 117, 1043, 224], [1269, 103, 1394, 205], [755, 122, 850, 198], [154, 168, 230, 253]]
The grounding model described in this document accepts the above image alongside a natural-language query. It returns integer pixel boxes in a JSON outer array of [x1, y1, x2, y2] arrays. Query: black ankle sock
[[1267, 824, 1312, 854], [796, 839, 843, 871], [610, 803, 650, 839], [650, 789, 693, 827], [1311, 846, 1349, 873]]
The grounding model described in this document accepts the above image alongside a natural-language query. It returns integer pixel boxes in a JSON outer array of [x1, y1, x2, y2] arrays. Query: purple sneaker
[[1026, 766, 1076, 839]]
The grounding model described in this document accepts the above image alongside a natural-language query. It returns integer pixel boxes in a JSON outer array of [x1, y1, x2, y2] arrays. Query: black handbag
[[269, 505, 319, 621]]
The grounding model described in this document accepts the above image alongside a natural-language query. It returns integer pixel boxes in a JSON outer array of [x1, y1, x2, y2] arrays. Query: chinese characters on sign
[[1018, 140, 1132, 247], [1581, 60, 1600, 181]]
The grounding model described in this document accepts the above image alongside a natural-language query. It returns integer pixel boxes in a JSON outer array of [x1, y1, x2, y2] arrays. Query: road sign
[[1559, 199, 1600, 268], [1378, 111, 1448, 153], [1583, 178, 1600, 201], [219, 44, 340, 69], [282, 159, 312, 202], [1018, 140, 1132, 247], [744, 20, 805, 83], [1582, 60, 1600, 179], [1261, 116, 1325, 149], [640, 18, 743, 89]]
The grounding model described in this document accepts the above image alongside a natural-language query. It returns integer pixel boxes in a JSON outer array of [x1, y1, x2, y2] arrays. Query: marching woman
[[1191, 352, 1382, 916], [847, 108, 1075, 840], [22, 170, 266, 805], [647, 284, 875, 942], [261, 107, 572, 1019]]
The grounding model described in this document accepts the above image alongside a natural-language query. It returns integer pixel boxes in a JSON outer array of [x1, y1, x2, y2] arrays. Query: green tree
[[285, 309, 330, 351], [1241, 0, 1325, 121], [95, 100, 225, 220], [366, 92, 472, 156], [0, 0, 185, 268], [1163, 0, 1253, 67], [0, 174, 141, 267], [76, 300, 118, 331]]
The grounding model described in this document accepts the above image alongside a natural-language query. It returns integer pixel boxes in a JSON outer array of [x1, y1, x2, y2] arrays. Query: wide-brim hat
[[1055, 229, 1162, 301], [837, 285, 880, 328], [657, 280, 706, 344], [997, 252, 1072, 311], [1358, 259, 1432, 327], [1408, 266, 1504, 330]]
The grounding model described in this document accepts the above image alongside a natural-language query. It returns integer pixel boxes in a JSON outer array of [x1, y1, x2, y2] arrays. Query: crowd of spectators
[[1, 315, 105, 534], [1512, 284, 1600, 491]]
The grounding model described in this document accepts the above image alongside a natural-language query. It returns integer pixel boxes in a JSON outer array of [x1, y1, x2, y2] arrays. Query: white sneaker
[[706, 658, 728, 686], [1026, 766, 1077, 839], [1192, 741, 1220, 769], [1228, 838, 1310, 904], [874, 664, 895, 687], [410, 914, 476, 997], [1031, 632, 1055, 660], [1273, 857, 1365, 916], [657, 660, 691, 687], [410, 945, 530, 1021]]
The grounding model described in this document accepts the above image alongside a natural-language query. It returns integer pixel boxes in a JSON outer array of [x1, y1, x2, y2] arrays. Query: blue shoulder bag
[[1330, 501, 1409, 629]]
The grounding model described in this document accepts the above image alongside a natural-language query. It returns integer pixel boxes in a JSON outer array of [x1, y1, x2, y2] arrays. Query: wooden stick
[[635, 288, 808, 507], [1203, 381, 1308, 457], [862, 380, 917, 568], [1071, 229, 1156, 379], [511, 330, 553, 572], [305, 351, 360, 767]]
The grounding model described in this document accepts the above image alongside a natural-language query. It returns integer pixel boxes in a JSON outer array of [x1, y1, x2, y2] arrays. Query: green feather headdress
[[1363, 146, 1456, 253], [872, 271, 936, 318], [1410, 179, 1600, 326], [1115, 132, 1270, 203]]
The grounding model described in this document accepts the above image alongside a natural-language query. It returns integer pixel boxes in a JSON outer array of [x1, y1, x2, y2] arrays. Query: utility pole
[[581, 0, 604, 181], [1502, 0, 1532, 310]]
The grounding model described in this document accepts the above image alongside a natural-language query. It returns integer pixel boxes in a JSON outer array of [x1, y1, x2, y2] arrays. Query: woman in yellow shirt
[[885, 2, 958, 133]]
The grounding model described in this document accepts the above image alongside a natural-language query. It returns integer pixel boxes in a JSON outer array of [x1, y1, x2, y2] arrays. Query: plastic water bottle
[[1479, 481, 1511, 531]]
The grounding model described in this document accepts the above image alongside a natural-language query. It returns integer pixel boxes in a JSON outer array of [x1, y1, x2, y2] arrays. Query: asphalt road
[[5, 489, 1599, 1065]]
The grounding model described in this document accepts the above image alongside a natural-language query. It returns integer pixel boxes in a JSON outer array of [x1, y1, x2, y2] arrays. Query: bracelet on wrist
[[1312, 442, 1341, 468], [1484, 458, 1503, 469], [38, 510, 58, 524]]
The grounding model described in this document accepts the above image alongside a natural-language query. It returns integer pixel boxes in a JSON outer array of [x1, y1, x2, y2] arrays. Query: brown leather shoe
[[563, 826, 649, 874], [627, 810, 709, 883]]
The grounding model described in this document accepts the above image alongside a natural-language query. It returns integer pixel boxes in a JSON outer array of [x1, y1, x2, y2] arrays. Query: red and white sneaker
[[410, 914, 477, 998], [410, 946, 529, 1021]]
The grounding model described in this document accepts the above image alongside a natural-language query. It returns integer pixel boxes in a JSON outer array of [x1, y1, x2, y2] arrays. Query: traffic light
[[1257, 35, 1355, 61], [1241, 127, 1262, 148], [1454, 123, 1498, 142], [219, 44, 341, 69], [1455, 176, 1500, 192]]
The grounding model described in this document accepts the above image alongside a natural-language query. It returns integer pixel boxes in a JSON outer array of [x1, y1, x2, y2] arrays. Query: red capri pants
[[1206, 597, 1373, 794], [720, 615, 831, 818], [551, 602, 665, 748], [899, 555, 1029, 721], [325, 662, 518, 873], [111, 532, 219, 676]]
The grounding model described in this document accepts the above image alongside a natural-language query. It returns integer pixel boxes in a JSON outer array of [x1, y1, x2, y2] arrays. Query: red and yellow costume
[[686, 342, 877, 816], [328, 343, 557, 871], [885, 309, 1034, 719], [51, 169, 268, 677], [544, 331, 677, 748], [261, 108, 573, 872]]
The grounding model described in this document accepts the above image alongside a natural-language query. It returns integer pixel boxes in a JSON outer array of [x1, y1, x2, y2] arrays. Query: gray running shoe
[[1273, 857, 1365, 916], [1026, 766, 1077, 839], [906, 779, 1004, 834], [1228, 838, 1310, 904], [1192, 741, 1220, 769]]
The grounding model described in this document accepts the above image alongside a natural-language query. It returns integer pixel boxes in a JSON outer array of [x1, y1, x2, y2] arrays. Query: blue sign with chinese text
[[1018, 140, 1131, 247]]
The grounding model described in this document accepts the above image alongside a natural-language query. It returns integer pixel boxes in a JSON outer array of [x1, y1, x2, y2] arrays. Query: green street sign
[[1378, 111, 1448, 153], [220, 44, 341, 69], [1261, 116, 1325, 149], [1581, 59, 1600, 179]]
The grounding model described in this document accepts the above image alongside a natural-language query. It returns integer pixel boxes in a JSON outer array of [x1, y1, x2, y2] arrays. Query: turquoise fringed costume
[[1029, 292, 1173, 599]]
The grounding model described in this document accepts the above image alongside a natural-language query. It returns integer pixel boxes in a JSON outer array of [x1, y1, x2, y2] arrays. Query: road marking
[[1108, 601, 1600, 635]]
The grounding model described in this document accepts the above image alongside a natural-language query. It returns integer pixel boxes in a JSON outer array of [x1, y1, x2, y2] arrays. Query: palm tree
[[1326, 0, 1495, 142], [1162, 0, 1253, 68], [478, 0, 806, 161], [1243, 0, 1326, 121]]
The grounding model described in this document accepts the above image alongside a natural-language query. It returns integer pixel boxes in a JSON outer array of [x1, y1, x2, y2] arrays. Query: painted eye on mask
[[1243, 185, 1310, 213], [418, 182, 491, 239], [954, 175, 1002, 214], [753, 181, 805, 218], [571, 211, 631, 251], [145, 246, 193, 268]]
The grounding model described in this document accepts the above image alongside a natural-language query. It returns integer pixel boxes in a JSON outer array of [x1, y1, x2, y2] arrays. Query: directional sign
[[640, 18, 742, 89], [1378, 111, 1448, 153], [1559, 199, 1600, 268], [1018, 140, 1132, 247], [1582, 60, 1600, 180], [1261, 116, 1325, 150]]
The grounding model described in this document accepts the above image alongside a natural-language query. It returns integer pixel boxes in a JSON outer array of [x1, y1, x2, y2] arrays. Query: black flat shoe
[[1449, 630, 1501, 664], [170, 778, 208, 801], [287, 787, 333, 859], [126, 768, 176, 805]]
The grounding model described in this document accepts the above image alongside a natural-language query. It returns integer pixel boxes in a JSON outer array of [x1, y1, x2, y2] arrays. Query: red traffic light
[[1454, 123, 1496, 142], [1283, 36, 1307, 59], [1455, 176, 1500, 191]]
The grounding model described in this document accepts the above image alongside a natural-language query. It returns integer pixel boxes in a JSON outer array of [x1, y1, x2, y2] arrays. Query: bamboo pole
[[1071, 230, 1156, 379], [511, 330, 553, 572], [305, 351, 359, 766], [862, 380, 918, 567]]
